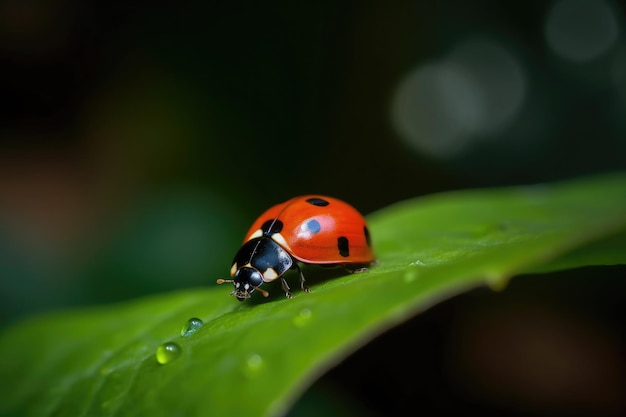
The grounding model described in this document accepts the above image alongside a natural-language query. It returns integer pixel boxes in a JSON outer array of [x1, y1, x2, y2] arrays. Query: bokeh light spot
[[391, 38, 526, 159], [545, 0, 619, 63]]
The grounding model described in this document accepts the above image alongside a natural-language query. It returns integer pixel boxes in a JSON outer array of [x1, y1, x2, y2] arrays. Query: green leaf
[[2, 173, 626, 417]]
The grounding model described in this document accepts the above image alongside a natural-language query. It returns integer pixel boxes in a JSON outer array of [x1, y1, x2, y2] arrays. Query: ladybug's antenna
[[216, 279, 270, 298]]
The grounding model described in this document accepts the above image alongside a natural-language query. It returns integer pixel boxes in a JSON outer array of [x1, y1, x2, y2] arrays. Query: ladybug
[[217, 195, 374, 301]]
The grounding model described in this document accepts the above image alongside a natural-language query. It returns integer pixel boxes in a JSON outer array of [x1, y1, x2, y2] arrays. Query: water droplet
[[409, 259, 425, 266], [244, 353, 264, 377], [486, 273, 510, 292], [181, 317, 204, 337], [155, 342, 182, 365], [292, 308, 313, 327], [404, 270, 418, 283], [99, 366, 113, 376], [469, 222, 505, 238]]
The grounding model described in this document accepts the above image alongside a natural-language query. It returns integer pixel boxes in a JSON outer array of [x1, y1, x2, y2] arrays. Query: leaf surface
[[2, 173, 625, 417]]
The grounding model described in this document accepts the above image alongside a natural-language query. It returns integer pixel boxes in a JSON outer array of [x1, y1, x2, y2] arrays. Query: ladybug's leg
[[293, 263, 311, 293], [280, 277, 293, 299]]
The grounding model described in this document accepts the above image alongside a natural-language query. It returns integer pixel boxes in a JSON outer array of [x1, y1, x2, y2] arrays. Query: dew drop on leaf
[[404, 270, 418, 283], [292, 308, 313, 327], [99, 366, 113, 376], [486, 273, 511, 292], [155, 342, 182, 365], [181, 317, 204, 337], [245, 353, 264, 375]]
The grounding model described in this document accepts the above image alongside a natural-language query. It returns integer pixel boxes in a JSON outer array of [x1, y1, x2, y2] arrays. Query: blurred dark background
[[1, 0, 625, 416]]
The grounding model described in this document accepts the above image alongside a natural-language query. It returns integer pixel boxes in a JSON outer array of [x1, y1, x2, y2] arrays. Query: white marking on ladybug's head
[[219, 269, 269, 300], [270, 233, 291, 250], [230, 263, 238, 277], [249, 229, 263, 240], [263, 267, 278, 281], [231, 266, 269, 301]]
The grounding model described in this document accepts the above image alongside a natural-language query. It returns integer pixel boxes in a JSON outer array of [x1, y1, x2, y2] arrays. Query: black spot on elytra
[[306, 197, 329, 207], [364, 226, 371, 247], [305, 219, 321, 234], [261, 219, 283, 235], [337, 236, 350, 257]]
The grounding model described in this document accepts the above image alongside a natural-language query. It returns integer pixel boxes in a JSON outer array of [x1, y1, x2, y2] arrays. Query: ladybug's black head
[[232, 267, 265, 301]]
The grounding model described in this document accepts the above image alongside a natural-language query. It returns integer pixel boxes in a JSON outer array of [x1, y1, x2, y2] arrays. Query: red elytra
[[242, 195, 374, 264]]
